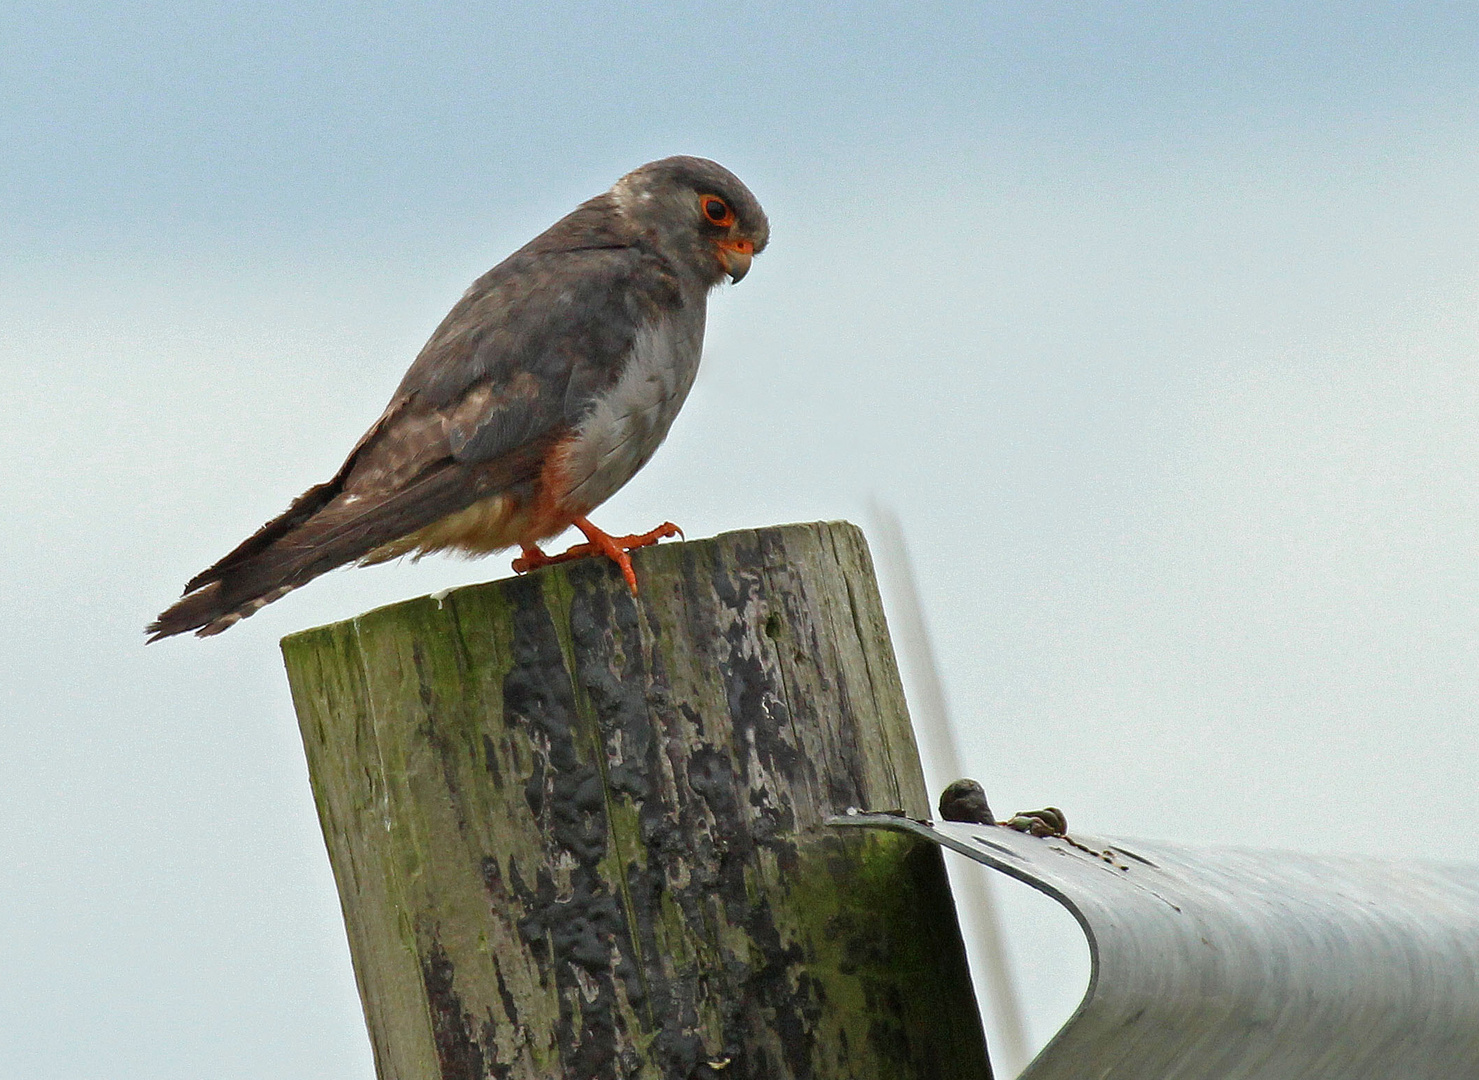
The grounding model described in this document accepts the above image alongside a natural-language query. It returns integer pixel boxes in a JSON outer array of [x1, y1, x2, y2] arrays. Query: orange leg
[[511, 517, 683, 594]]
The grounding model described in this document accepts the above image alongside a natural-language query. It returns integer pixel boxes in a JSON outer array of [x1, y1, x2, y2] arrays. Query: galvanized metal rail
[[833, 813, 1479, 1080]]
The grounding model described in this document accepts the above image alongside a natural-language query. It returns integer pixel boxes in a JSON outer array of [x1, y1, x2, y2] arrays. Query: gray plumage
[[149, 156, 768, 641]]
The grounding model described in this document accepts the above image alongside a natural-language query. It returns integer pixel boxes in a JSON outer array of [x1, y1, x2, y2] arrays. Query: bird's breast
[[555, 303, 706, 516]]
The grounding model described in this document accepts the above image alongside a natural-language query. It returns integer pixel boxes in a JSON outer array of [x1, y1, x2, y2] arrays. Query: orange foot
[[511, 516, 683, 595]]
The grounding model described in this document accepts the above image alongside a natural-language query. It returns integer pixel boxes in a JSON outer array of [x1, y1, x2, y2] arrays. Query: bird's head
[[613, 156, 769, 287]]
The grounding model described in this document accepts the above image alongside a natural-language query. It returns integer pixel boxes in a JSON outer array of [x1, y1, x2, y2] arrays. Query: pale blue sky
[[4, 5, 1479, 1077], [4, 3, 1477, 240]]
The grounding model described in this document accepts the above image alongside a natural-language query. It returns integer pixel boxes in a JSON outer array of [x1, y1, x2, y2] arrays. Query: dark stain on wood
[[283, 522, 991, 1079], [422, 937, 487, 1080]]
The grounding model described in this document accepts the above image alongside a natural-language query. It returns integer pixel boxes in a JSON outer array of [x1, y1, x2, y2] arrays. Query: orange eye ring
[[700, 195, 735, 228]]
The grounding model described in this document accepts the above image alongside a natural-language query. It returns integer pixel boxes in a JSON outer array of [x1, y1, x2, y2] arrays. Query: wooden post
[[281, 522, 991, 1080]]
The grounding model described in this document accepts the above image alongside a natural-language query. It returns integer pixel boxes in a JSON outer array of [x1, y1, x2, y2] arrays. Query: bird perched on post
[[148, 156, 768, 641]]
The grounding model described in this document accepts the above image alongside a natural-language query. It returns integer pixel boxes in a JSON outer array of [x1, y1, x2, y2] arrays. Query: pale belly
[[556, 304, 706, 514], [363, 302, 707, 563]]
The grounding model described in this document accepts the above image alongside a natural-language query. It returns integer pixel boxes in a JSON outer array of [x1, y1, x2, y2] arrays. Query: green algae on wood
[[282, 521, 991, 1080]]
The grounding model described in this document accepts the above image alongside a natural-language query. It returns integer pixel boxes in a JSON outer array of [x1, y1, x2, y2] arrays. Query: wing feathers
[[149, 466, 466, 640], [151, 193, 689, 642], [148, 431, 562, 640]]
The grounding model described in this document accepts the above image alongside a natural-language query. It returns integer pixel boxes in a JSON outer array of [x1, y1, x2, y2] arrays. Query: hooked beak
[[715, 237, 755, 283]]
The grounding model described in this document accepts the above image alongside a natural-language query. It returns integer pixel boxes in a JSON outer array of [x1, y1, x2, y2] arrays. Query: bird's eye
[[701, 195, 733, 226]]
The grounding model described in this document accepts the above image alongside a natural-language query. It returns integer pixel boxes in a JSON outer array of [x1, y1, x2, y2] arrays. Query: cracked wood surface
[[281, 522, 991, 1080]]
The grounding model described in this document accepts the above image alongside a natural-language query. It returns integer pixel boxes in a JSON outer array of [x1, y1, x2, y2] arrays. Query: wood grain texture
[[281, 522, 991, 1080]]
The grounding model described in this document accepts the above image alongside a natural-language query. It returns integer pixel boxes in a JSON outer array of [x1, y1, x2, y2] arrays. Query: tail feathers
[[147, 462, 489, 642], [147, 580, 299, 642], [148, 501, 370, 641], [148, 503, 386, 641], [181, 479, 340, 596]]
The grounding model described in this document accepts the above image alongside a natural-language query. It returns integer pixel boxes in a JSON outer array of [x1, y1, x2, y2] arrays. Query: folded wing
[[149, 201, 682, 640]]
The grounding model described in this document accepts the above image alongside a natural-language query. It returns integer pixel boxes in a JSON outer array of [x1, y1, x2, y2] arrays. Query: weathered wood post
[[281, 521, 990, 1080]]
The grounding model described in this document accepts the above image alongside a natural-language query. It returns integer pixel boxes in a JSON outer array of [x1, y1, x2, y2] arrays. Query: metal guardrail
[[833, 813, 1479, 1080]]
